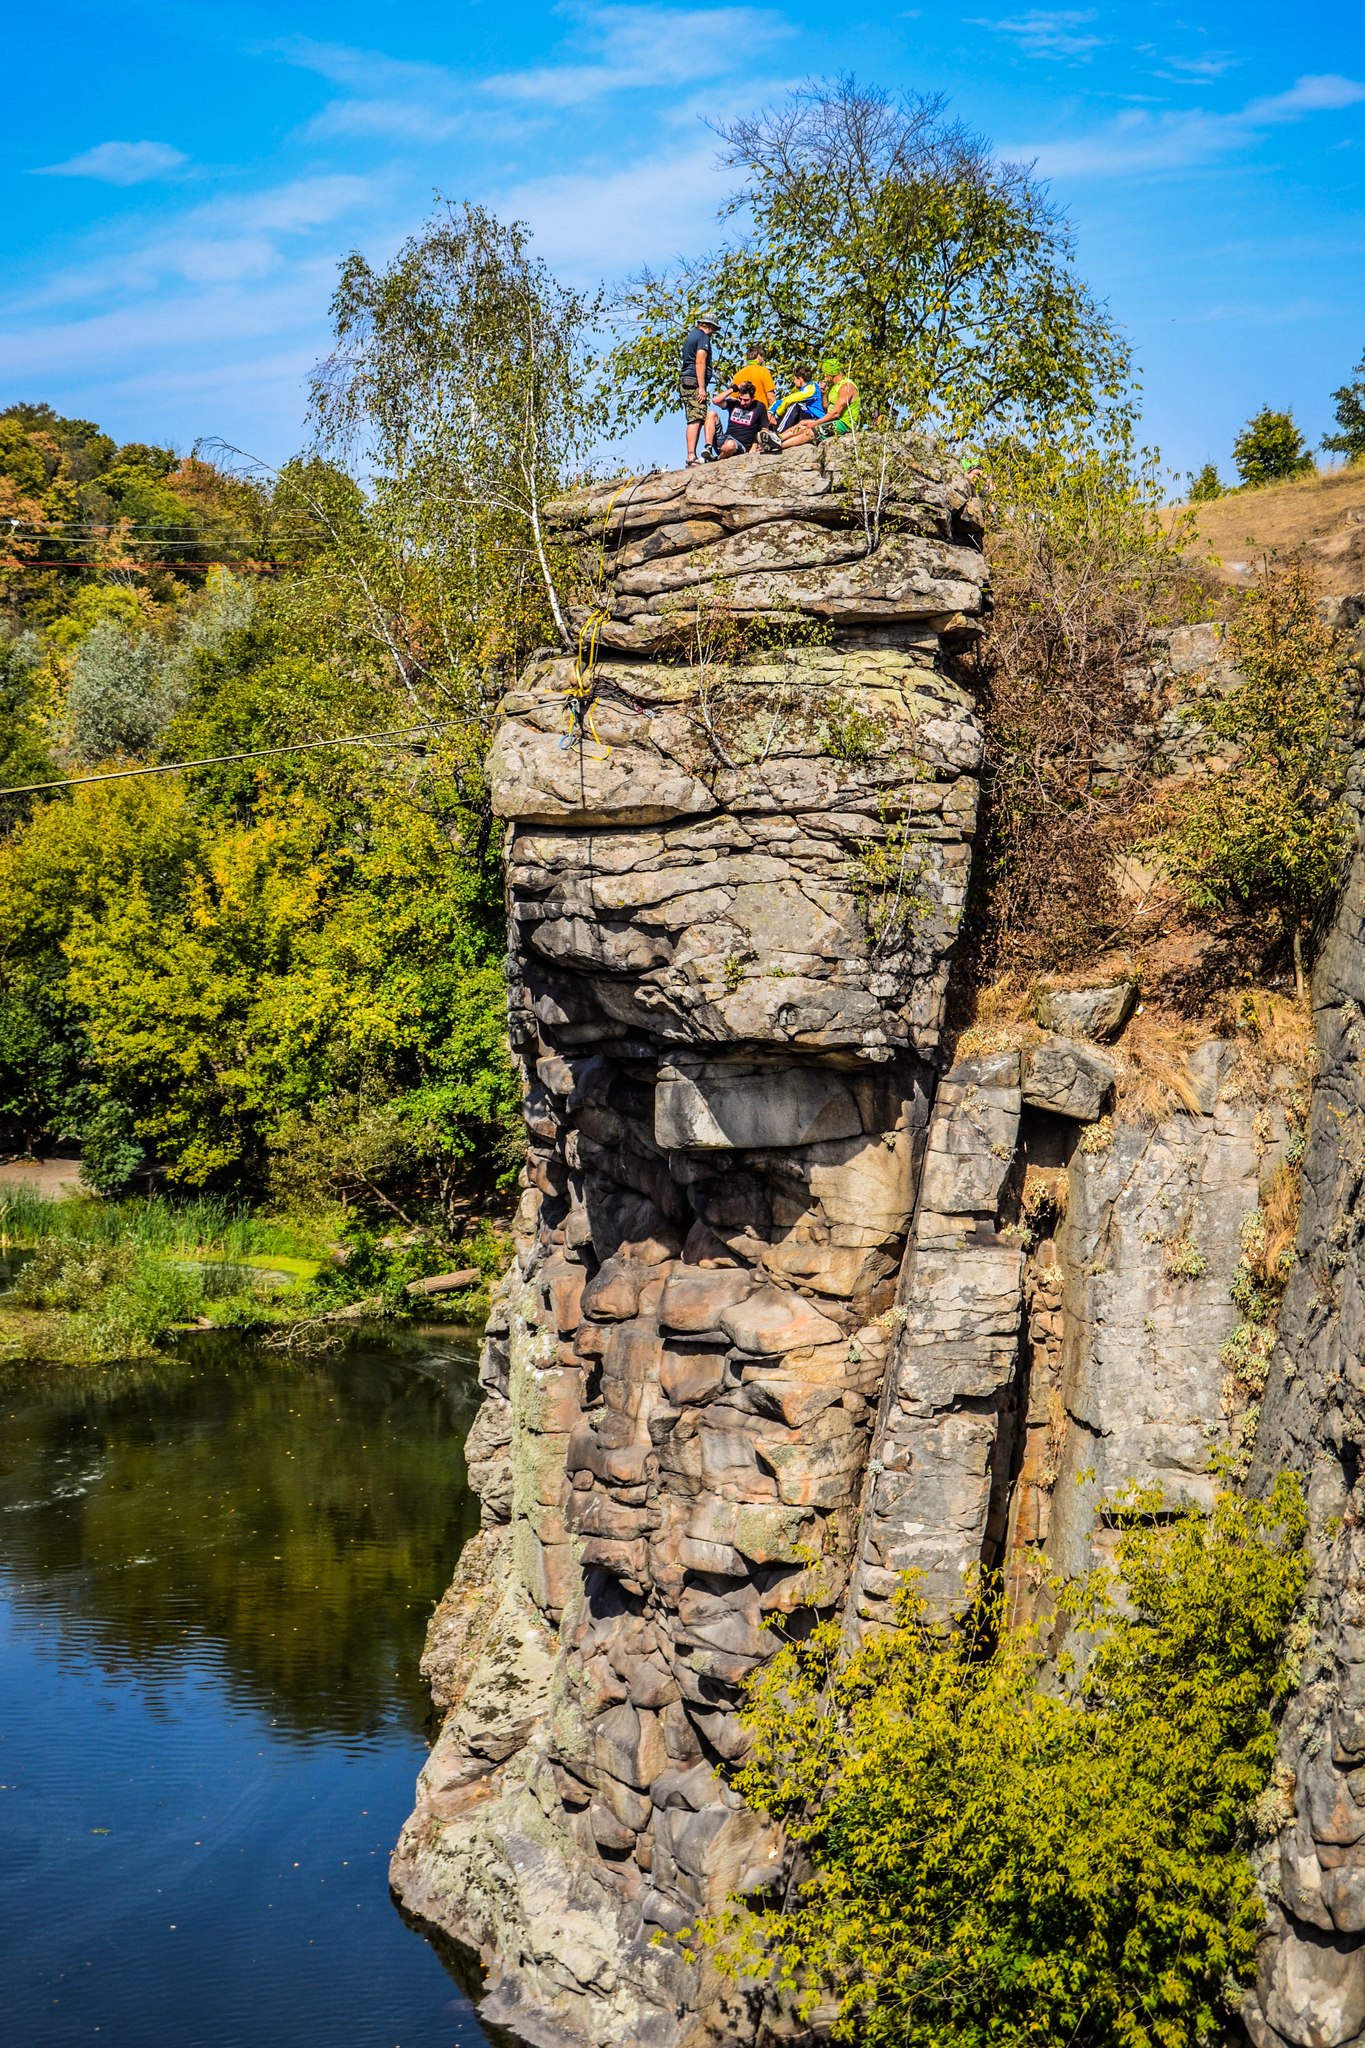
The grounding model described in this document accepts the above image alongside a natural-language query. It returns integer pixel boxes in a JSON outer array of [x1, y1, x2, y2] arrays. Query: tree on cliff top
[[1323, 350, 1365, 461], [610, 77, 1130, 445], [276, 200, 603, 835], [1232, 407, 1315, 489], [1148, 558, 1353, 994]]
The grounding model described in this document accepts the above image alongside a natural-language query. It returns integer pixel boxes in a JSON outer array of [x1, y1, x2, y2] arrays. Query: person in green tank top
[[779, 357, 860, 447]]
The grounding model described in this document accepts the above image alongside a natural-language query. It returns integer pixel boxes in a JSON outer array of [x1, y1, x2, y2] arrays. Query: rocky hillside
[[390, 437, 1335, 2048]]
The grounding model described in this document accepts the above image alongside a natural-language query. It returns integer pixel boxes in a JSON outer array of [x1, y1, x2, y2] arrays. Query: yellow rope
[[561, 468, 661, 762], [562, 605, 612, 759]]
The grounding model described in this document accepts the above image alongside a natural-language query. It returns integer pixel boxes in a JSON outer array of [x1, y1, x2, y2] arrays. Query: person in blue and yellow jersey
[[779, 358, 860, 448], [769, 370, 824, 436]]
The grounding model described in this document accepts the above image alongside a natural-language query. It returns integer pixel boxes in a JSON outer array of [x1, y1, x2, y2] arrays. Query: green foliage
[[1187, 462, 1225, 501], [0, 205, 598, 1233], [0, 1191, 336, 1363], [1232, 408, 1315, 488], [306, 199, 602, 746], [305, 1212, 508, 1320], [1322, 352, 1365, 460], [80, 1099, 145, 1195], [697, 1477, 1308, 2048], [610, 78, 1130, 446], [0, 626, 54, 825], [0, 402, 272, 621], [1163, 1231, 1206, 1280], [821, 700, 890, 763], [67, 617, 179, 761], [0, 766, 518, 1200], [8, 1237, 214, 1363], [0, 1188, 325, 1261], [1150, 560, 1352, 952], [852, 793, 933, 952]]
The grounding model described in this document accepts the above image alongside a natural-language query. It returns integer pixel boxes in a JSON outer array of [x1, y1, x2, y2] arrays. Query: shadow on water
[[0, 1323, 497, 2048]]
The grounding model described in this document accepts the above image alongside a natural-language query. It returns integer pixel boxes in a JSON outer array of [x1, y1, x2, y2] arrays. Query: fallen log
[[405, 1268, 481, 1297]]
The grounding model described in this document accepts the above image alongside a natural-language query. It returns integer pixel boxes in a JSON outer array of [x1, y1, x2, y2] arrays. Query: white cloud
[[273, 36, 475, 143], [1172, 297, 1327, 327], [488, 5, 793, 107], [273, 8, 793, 142], [1010, 70, 1365, 179], [968, 10, 1103, 61], [307, 97, 466, 144], [0, 272, 336, 383], [12, 175, 381, 314], [34, 140, 189, 186], [498, 142, 728, 279], [1243, 74, 1365, 121], [1159, 53, 1239, 84]]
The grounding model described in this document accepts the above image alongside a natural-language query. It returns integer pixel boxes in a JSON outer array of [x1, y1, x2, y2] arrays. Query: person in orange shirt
[[732, 346, 775, 413]]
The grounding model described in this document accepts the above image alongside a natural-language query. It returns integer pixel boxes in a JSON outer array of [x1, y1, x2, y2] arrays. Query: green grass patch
[[0, 1191, 505, 1365], [0, 1190, 333, 1263]]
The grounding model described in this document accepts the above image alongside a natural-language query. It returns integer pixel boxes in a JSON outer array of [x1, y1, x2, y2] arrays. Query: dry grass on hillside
[[1174, 464, 1365, 594]]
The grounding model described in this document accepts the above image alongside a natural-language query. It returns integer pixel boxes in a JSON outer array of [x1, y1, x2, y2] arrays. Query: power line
[[0, 726, 441, 800], [2, 559, 281, 574], [5, 527, 323, 542]]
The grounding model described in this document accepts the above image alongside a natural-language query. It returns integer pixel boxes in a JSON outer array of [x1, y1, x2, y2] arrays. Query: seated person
[[780, 359, 860, 448], [772, 371, 825, 434], [712, 379, 770, 458]]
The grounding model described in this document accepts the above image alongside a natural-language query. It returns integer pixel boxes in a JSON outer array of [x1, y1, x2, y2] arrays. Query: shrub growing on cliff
[[1149, 559, 1353, 992], [973, 428, 1197, 968], [694, 1476, 1307, 2048]]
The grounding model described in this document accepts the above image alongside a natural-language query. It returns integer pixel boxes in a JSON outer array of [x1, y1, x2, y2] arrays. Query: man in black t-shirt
[[714, 380, 770, 459], [679, 311, 720, 465]]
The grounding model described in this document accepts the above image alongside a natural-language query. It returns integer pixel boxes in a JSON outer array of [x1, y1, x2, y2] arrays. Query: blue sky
[[2, 0, 1363, 482]]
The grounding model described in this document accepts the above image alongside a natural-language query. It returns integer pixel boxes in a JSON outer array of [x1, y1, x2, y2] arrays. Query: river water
[[0, 1329, 495, 2048]]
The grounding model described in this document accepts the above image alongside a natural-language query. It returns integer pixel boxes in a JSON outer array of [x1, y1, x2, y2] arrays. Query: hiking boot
[[757, 428, 783, 454]]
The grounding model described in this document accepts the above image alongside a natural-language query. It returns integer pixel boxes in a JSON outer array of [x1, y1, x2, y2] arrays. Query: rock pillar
[[391, 440, 1299, 2047], [390, 439, 989, 2044]]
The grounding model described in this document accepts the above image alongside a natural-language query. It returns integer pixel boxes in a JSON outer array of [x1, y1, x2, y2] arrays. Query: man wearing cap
[[780, 358, 861, 448], [679, 311, 720, 465]]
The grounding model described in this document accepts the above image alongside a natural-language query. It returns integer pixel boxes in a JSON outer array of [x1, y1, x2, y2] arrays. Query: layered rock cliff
[[390, 438, 1309, 2048], [1245, 796, 1365, 2048]]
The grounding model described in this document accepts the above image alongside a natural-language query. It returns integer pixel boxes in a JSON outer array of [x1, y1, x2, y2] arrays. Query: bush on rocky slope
[[697, 1477, 1308, 2048]]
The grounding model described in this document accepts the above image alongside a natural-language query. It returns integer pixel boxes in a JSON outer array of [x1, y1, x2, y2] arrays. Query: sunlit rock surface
[[391, 437, 1286, 2048]]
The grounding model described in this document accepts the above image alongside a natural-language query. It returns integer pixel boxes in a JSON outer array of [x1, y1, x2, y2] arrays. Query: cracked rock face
[[1245, 825, 1365, 2048], [390, 439, 1290, 2048]]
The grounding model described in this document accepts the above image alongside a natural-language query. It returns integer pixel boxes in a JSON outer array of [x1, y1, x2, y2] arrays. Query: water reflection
[[0, 1332, 482, 1741], [0, 1329, 493, 2048]]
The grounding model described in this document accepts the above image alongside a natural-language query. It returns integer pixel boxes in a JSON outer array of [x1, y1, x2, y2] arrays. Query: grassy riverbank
[[0, 1191, 504, 1365]]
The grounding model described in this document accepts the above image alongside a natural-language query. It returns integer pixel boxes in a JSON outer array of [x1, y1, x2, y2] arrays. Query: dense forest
[[0, 400, 522, 1222]]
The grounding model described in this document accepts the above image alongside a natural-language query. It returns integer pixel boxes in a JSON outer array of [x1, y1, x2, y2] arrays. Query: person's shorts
[[678, 382, 708, 426], [814, 416, 853, 441]]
